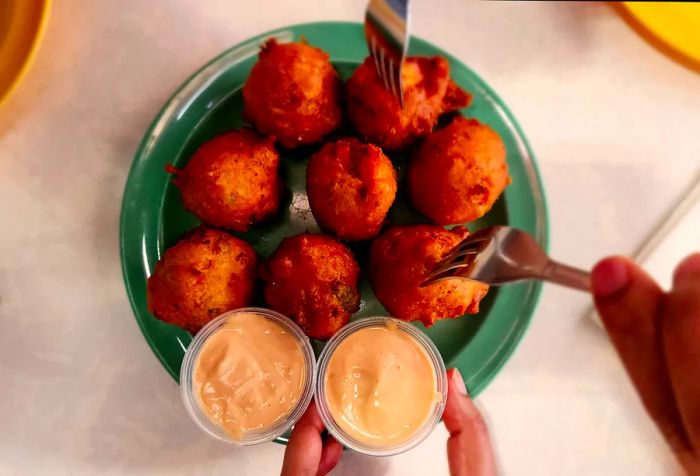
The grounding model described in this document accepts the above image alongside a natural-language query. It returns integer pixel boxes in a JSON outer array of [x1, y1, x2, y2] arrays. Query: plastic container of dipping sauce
[[316, 316, 448, 456], [180, 308, 316, 445]]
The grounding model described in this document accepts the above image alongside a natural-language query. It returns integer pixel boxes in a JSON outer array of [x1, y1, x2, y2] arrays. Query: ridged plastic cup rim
[[179, 307, 316, 445], [315, 316, 448, 456]]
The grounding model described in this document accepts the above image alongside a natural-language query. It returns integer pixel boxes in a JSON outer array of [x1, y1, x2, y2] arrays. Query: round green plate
[[120, 21, 548, 425]]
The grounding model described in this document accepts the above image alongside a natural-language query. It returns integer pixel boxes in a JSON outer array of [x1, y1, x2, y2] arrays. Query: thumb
[[443, 369, 497, 476], [591, 256, 662, 336]]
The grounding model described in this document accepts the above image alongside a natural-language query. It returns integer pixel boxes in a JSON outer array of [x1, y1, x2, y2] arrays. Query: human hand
[[592, 253, 700, 475], [443, 368, 498, 476], [281, 401, 343, 476]]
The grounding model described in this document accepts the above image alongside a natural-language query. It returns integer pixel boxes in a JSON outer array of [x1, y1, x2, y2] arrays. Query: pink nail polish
[[591, 258, 630, 298], [450, 368, 468, 396]]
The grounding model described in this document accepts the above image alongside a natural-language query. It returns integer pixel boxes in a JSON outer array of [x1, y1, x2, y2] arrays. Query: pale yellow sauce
[[193, 313, 305, 440], [324, 324, 439, 447]]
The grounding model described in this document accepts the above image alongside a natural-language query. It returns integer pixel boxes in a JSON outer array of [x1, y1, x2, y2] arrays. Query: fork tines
[[421, 234, 489, 287], [437, 238, 487, 267], [364, 0, 408, 106]]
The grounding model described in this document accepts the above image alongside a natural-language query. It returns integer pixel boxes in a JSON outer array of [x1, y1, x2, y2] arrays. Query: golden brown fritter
[[346, 56, 471, 151], [369, 225, 489, 326], [167, 128, 282, 232], [408, 117, 510, 225], [147, 227, 258, 333], [243, 38, 343, 149], [306, 138, 397, 241], [260, 234, 361, 340]]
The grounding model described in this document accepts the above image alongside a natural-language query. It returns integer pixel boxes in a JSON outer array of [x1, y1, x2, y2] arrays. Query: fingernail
[[450, 368, 468, 396], [673, 253, 700, 286], [591, 258, 630, 298]]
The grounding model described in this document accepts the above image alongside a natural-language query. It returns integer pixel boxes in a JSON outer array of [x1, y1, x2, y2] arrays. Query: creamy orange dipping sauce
[[324, 323, 439, 447], [193, 313, 305, 440]]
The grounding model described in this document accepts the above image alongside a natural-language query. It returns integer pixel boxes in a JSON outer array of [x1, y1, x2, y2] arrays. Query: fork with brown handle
[[422, 226, 591, 291]]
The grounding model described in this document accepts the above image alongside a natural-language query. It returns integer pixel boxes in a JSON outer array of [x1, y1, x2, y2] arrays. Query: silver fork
[[422, 226, 591, 291], [364, 0, 410, 106]]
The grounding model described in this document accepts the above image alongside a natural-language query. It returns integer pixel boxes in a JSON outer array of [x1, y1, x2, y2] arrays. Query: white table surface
[[1, 1, 698, 475]]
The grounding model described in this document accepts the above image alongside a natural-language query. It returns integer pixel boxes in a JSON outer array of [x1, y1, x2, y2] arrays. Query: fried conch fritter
[[167, 128, 282, 232], [306, 138, 397, 240], [260, 234, 361, 340], [147, 227, 258, 333], [243, 38, 343, 148], [408, 117, 510, 225], [346, 56, 471, 151], [369, 225, 489, 326]]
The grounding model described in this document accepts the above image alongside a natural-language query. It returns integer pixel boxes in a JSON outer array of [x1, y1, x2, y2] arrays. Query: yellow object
[[620, 2, 700, 71], [0, 0, 51, 107]]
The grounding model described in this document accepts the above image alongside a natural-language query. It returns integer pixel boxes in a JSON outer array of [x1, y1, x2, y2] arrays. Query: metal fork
[[364, 0, 410, 106], [422, 226, 591, 291]]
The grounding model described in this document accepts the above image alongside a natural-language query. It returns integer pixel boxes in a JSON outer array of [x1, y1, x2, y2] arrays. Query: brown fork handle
[[542, 260, 591, 292]]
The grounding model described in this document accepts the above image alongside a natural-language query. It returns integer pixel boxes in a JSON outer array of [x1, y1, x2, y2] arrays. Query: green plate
[[120, 21, 548, 423]]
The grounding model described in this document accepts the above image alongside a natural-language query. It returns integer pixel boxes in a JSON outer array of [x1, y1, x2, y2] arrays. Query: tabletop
[[1, 1, 698, 475]]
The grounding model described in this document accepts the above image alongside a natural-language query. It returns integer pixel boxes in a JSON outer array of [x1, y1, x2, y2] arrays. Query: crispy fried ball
[[346, 56, 471, 151], [306, 138, 397, 241], [167, 129, 282, 232], [408, 117, 510, 225], [369, 225, 489, 326], [147, 227, 258, 333], [260, 234, 361, 340], [243, 38, 343, 148]]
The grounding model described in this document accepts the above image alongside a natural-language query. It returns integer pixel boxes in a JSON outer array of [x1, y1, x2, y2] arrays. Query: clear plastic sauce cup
[[315, 316, 447, 456], [180, 307, 316, 445]]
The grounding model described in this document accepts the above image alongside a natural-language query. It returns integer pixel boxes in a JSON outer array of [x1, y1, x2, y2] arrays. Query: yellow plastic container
[[0, 0, 51, 107], [619, 2, 700, 71]]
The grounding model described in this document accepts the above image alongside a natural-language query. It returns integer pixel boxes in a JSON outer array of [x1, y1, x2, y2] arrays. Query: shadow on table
[[332, 450, 390, 476]]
